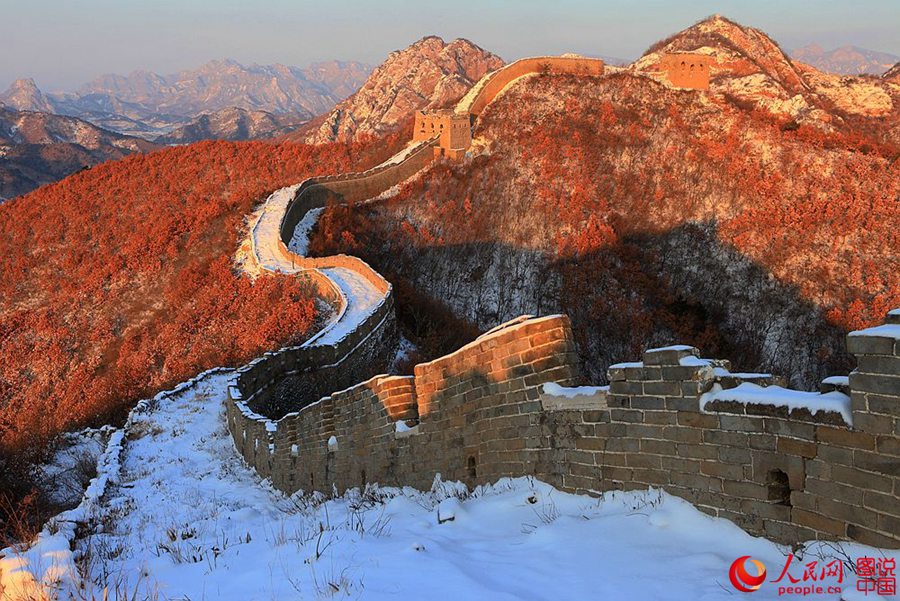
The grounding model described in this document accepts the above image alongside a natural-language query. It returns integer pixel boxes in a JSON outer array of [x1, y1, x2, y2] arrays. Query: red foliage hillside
[[0, 135, 402, 475], [310, 72, 899, 387]]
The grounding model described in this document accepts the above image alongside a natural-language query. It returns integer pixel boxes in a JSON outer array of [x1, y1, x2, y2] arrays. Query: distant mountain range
[[0, 106, 158, 198], [156, 107, 307, 145], [0, 59, 372, 138], [0, 59, 373, 198], [790, 44, 899, 75]]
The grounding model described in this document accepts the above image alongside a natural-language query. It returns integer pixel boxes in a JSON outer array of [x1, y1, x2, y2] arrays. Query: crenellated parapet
[[228, 311, 900, 549]]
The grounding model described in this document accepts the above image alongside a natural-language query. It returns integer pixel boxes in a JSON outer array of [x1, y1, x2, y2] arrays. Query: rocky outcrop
[[884, 62, 900, 83], [303, 37, 504, 144], [0, 78, 55, 113]]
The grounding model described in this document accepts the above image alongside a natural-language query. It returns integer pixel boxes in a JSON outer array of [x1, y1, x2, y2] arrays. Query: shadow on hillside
[[336, 221, 853, 389]]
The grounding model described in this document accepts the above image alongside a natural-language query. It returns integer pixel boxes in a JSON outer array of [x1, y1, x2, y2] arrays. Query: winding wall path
[[232, 55, 607, 422]]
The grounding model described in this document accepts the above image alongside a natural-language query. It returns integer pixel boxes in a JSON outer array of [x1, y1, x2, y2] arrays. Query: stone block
[[666, 396, 699, 411], [863, 489, 900, 515], [853, 451, 900, 477], [640, 439, 677, 455], [846, 524, 900, 548], [763, 520, 817, 546], [776, 437, 818, 458], [792, 508, 846, 537], [847, 333, 896, 356], [676, 442, 719, 460], [856, 355, 900, 377], [677, 411, 719, 428], [662, 426, 702, 443], [671, 471, 722, 492], [630, 396, 666, 410], [643, 345, 700, 366], [702, 430, 750, 447], [817, 497, 877, 528], [850, 372, 900, 396], [610, 380, 643, 396], [853, 412, 895, 435], [867, 394, 900, 417], [817, 426, 875, 450], [700, 461, 745, 480], [643, 381, 683, 397]]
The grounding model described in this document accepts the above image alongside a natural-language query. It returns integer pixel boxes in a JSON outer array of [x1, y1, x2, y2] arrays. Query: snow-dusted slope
[[3, 372, 894, 600]]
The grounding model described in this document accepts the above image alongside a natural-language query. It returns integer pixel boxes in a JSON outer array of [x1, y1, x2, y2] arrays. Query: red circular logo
[[730, 556, 767, 593]]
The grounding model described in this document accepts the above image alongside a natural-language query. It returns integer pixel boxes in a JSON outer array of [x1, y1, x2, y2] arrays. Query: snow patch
[[287, 206, 323, 255], [849, 323, 900, 340], [821, 375, 849, 387], [542, 382, 608, 398], [701, 382, 852, 425]]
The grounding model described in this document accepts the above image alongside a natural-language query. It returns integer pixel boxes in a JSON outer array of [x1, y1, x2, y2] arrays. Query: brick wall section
[[227, 312, 900, 548], [228, 315, 581, 492], [279, 138, 439, 246], [543, 312, 899, 548], [460, 56, 605, 119], [235, 286, 398, 419]]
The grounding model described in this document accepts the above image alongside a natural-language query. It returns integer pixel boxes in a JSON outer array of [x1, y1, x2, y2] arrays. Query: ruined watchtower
[[413, 109, 472, 160], [660, 53, 711, 90]]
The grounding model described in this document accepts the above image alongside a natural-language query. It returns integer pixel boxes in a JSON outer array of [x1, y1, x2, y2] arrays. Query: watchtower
[[413, 109, 472, 160], [660, 53, 711, 90]]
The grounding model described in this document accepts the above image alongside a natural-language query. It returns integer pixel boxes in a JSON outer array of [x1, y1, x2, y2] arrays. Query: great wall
[[228, 54, 900, 549]]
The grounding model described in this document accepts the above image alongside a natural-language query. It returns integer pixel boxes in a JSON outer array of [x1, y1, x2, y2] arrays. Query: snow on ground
[[249, 184, 302, 274], [36, 428, 112, 508], [389, 335, 417, 373], [288, 207, 324, 255], [315, 267, 385, 346], [4, 372, 896, 601]]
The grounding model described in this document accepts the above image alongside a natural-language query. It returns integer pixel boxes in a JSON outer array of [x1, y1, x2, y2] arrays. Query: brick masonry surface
[[228, 312, 900, 549]]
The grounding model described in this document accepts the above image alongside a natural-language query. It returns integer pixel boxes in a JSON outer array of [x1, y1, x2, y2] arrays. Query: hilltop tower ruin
[[413, 109, 472, 160], [661, 52, 711, 90]]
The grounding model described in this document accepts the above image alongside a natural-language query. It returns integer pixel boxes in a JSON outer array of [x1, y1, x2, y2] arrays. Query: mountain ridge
[[791, 44, 900, 75], [0, 106, 159, 198], [300, 36, 504, 143], [1, 59, 372, 138]]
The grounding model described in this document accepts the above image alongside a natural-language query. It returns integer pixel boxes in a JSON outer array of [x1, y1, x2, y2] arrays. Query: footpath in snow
[[3, 371, 895, 601]]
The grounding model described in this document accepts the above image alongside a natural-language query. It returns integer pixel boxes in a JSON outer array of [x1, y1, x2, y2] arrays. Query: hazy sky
[[2, 0, 898, 91]]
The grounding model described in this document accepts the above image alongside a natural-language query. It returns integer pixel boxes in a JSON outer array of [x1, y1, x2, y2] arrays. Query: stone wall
[[460, 56, 606, 119], [660, 52, 711, 90], [279, 138, 439, 246], [234, 137, 443, 420], [227, 312, 900, 548], [413, 110, 472, 154]]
